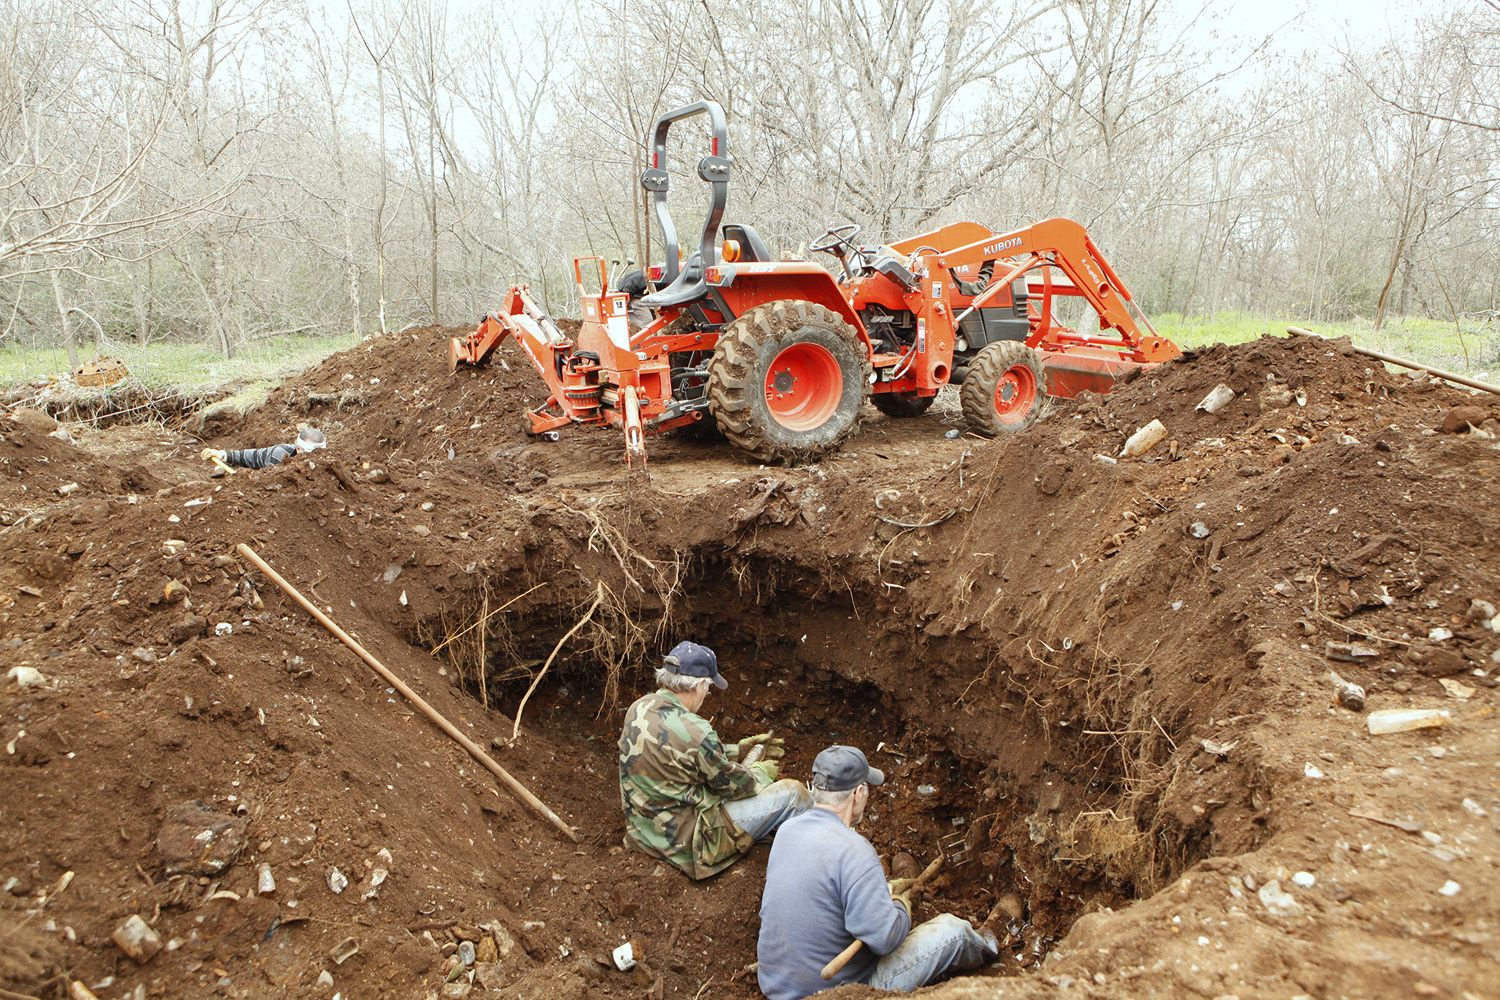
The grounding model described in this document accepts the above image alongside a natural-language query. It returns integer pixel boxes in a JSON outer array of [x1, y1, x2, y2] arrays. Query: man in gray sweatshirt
[[756, 745, 999, 999], [201, 427, 327, 472]]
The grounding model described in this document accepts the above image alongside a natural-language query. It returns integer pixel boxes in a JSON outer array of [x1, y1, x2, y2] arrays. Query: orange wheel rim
[[765, 343, 842, 431], [992, 363, 1038, 426]]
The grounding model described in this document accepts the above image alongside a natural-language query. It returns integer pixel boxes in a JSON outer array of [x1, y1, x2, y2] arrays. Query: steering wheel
[[808, 223, 862, 257]]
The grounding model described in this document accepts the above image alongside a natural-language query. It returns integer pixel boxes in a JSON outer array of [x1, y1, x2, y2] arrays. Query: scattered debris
[[7, 665, 46, 688], [56, 482, 80, 496], [1439, 678, 1475, 701], [1291, 871, 1316, 889], [1438, 880, 1462, 897], [1324, 642, 1380, 664], [1330, 671, 1366, 711], [1199, 738, 1238, 759], [327, 867, 348, 894], [1195, 384, 1236, 414], [1120, 419, 1167, 458], [257, 863, 276, 895], [1367, 708, 1451, 735], [1257, 880, 1301, 917], [111, 915, 162, 963], [330, 937, 359, 965], [612, 941, 637, 971], [1303, 762, 1324, 780], [1189, 521, 1211, 539], [156, 800, 248, 876], [1427, 626, 1453, 642]]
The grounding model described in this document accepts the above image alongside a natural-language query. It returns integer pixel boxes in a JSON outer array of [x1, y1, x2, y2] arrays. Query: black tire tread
[[959, 341, 1048, 436], [706, 300, 870, 462]]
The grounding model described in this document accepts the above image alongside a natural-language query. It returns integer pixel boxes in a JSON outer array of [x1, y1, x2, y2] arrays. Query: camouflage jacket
[[618, 690, 766, 879]]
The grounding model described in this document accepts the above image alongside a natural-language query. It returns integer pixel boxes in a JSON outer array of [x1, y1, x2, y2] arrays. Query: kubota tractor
[[449, 99, 1180, 465]]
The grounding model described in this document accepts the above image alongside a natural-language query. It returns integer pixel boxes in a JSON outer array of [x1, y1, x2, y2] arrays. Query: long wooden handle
[[820, 855, 944, 979], [1285, 326, 1500, 395], [236, 543, 580, 843]]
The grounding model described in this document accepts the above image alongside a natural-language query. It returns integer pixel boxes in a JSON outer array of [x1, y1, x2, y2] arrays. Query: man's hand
[[734, 732, 786, 760], [749, 760, 779, 782], [201, 448, 227, 462], [890, 877, 925, 916]]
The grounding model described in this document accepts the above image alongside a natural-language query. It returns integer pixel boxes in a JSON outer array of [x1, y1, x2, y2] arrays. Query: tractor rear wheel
[[707, 300, 870, 462], [870, 392, 935, 418], [959, 341, 1047, 435]]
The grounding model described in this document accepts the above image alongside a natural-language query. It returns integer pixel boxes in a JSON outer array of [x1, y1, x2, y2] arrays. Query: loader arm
[[929, 217, 1179, 365]]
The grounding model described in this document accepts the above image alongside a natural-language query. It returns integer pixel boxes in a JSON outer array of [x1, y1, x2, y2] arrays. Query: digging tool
[[820, 854, 944, 980], [1286, 326, 1500, 396], [235, 543, 580, 844]]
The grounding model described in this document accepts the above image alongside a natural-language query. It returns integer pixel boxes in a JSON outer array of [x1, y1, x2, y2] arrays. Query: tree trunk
[[50, 270, 78, 370]]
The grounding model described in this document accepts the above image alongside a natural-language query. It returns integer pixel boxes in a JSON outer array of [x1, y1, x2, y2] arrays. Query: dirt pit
[[2, 327, 1498, 1000]]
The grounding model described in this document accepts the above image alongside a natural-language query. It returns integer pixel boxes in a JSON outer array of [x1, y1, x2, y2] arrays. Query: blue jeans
[[723, 778, 812, 841], [868, 913, 998, 991]]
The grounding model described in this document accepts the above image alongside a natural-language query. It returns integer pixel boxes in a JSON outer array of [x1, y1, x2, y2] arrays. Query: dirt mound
[[2, 329, 1496, 999]]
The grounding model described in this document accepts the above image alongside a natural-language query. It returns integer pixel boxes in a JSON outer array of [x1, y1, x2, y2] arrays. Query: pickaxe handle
[[820, 855, 944, 980]]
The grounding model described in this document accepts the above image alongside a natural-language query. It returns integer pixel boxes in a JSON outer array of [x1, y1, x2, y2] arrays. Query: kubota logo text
[[982, 237, 1022, 256]]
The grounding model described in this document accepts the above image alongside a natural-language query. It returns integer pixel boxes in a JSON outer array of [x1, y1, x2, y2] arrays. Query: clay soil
[[2, 327, 1497, 1000]]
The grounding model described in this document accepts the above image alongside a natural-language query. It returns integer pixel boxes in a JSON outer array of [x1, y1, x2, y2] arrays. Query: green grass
[[1155, 311, 1500, 376], [0, 332, 362, 392]]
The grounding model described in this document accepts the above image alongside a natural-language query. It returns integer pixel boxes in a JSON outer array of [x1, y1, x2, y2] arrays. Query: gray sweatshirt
[[223, 443, 296, 469], [756, 807, 911, 1000]]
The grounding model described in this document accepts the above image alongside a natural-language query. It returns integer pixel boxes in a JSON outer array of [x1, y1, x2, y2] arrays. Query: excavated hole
[[417, 556, 1204, 988]]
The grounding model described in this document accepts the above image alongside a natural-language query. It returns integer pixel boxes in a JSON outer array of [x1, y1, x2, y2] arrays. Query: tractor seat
[[870, 254, 919, 291], [722, 223, 771, 263], [639, 253, 705, 308]]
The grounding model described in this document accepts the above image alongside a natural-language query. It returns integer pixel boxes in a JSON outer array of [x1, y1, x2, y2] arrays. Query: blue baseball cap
[[664, 640, 727, 690], [812, 745, 885, 791]]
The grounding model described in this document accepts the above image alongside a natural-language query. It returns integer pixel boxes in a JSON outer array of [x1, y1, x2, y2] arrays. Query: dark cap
[[811, 745, 885, 792], [663, 640, 727, 690]]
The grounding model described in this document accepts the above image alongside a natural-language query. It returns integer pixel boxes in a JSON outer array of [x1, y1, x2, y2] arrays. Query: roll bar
[[638, 100, 730, 308]]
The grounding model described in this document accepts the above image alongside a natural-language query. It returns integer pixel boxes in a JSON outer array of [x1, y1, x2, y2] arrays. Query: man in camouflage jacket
[[619, 640, 811, 879]]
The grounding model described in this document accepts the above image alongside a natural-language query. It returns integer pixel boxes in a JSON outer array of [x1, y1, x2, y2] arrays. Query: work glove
[[889, 878, 925, 916], [732, 732, 785, 760], [749, 760, 779, 782], [201, 448, 227, 462]]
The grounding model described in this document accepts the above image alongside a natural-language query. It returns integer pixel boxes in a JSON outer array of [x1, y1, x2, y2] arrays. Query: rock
[[56, 482, 80, 497], [1427, 626, 1453, 642], [1324, 641, 1379, 663], [411, 524, 431, 538], [327, 867, 348, 894], [131, 647, 157, 664], [166, 615, 207, 644], [1189, 521, 1211, 539], [1438, 880, 1461, 897], [1439, 405, 1486, 433], [1303, 762, 1324, 780], [472, 963, 506, 991], [458, 940, 475, 966], [1257, 880, 1301, 917], [156, 800, 248, 876], [944, 428, 962, 440], [441, 983, 471, 999], [1291, 871, 1316, 888], [1467, 599, 1496, 623], [10, 408, 59, 433], [112, 914, 162, 963], [366, 468, 389, 484], [1414, 646, 1465, 677], [7, 665, 45, 688]]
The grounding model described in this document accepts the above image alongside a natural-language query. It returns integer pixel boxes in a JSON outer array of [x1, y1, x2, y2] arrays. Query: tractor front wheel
[[959, 341, 1047, 435], [707, 300, 870, 462]]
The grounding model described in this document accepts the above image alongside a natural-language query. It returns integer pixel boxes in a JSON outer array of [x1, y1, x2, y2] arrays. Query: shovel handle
[[820, 855, 944, 980]]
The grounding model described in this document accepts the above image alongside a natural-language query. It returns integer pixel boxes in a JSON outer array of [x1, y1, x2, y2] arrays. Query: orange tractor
[[449, 100, 1180, 464]]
